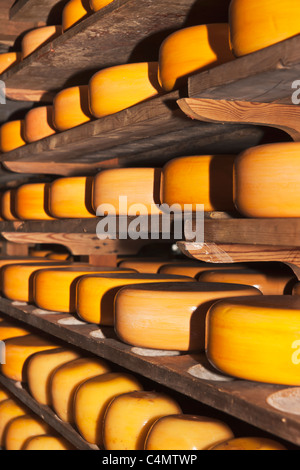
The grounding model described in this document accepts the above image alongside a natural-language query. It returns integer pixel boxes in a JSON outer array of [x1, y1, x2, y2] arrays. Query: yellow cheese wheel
[[0, 53, 21, 74], [74, 372, 143, 445], [161, 155, 236, 212], [0, 321, 31, 341], [5, 415, 51, 450], [48, 176, 96, 218], [50, 357, 110, 423], [229, 0, 300, 57], [46, 253, 71, 261], [22, 26, 62, 59], [0, 399, 28, 447], [76, 273, 193, 325], [0, 257, 53, 270], [0, 387, 10, 403], [1, 190, 18, 221], [93, 168, 162, 216], [29, 250, 53, 258], [103, 391, 182, 450], [0, 120, 26, 153], [62, 0, 92, 31], [210, 437, 287, 450], [1, 334, 58, 382], [144, 415, 234, 450], [118, 259, 176, 274], [89, 0, 113, 11], [53, 85, 92, 132], [89, 62, 163, 118], [14, 183, 55, 221], [23, 434, 76, 451], [24, 106, 56, 143], [159, 262, 249, 278], [115, 282, 261, 351], [206, 295, 300, 385]]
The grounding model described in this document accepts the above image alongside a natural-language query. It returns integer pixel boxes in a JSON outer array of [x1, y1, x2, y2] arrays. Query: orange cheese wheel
[[74, 373, 143, 446], [50, 358, 110, 423], [62, 0, 92, 31], [23, 434, 76, 450], [103, 391, 182, 450], [48, 176, 96, 218], [27, 348, 81, 405], [0, 399, 28, 447], [234, 143, 300, 218], [210, 437, 287, 450], [0, 257, 54, 270], [0, 388, 11, 403], [53, 85, 92, 131], [158, 24, 234, 92], [22, 26, 62, 59], [46, 253, 71, 261], [0, 120, 26, 153], [14, 183, 54, 221], [161, 155, 236, 212], [93, 168, 162, 216], [5, 415, 51, 450], [1, 334, 58, 382], [229, 0, 300, 57], [118, 259, 176, 274], [0, 321, 31, 341], [114, 282, 261, 351], [24, 106, 56, 143], [29, 250, 53, 258], [1, 190, 18, 221], [0, 53, 21, 74], [145, 415, 234, 450], [89, 0, 113, 11], [159, 262, 249, 278], [76, 273, 193, 325], [89, 62, 163, 118]]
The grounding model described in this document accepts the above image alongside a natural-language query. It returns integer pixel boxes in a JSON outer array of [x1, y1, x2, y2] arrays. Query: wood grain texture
[[10, 0, 69, 23]]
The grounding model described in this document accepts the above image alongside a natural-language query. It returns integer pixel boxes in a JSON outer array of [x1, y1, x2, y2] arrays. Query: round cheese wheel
[[93, 168, 162, 216], [118, 259, 176, 274], [1, 190, 19, 220], [27, 348, 81, 405], [0, 52, 21, 74], [103, 391, 182, 450], [0, 387, 10, 403], [89, 62, 163, 118], [29, 250, 53, 258], [0, 321, 31, 341], [1, 334, 58, 382], [161, 155, 236, 212], [159, 262, 249, 278], [229, 0, 300, 57], [0, 120, 26, 153], [115, 282, 261, 351], [62, 0, 92, 31], [210, 436, 287, 450], [5, 415, 51, 450], [48, 176, 95, 218], [206, 295, 300, 385], [0, 399, 28, 447], [14, 183, 54, 221], [24, 106, 56, 143], [0, 257, 52, 270], [23, 434, 76, 450], [144, 415, 234, 450], [158, 24, 234, 92], [234, 143, 300, 218], [74, 372, 143, 445], [53, 85, 92, 132], [89, 0, 113, 11], [22, 26, 62, 59], [46, 253, 71, 261], [50, 357, 110, 423], [76, 273, 193, 325]]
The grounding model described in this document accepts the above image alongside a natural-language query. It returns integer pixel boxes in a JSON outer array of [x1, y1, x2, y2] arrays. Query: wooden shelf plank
[[10, 0, 68, 23]]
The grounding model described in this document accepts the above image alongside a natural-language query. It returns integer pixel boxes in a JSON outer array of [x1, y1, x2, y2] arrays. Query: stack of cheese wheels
[[48, 176, 95, 218], [24, 106, 56, 143], [234, 143, 300, 218], [89, 0, 113, 11], [50, 357, 110, 423], [0, 53, 21, 74], [5, 415, 51, 451], [210, 437, 287, 450], [22, 26, 62, 59], [0, 399, 28, 447], [0, 121, 26, 153], [102, 391, 182, 450], [89, 62, 164, 118], [62, 0, 92, 31], [0, 320, 30, 341], [32, 266, 134, 313], [14, 183, 54, 220], [161, 155, 236, 212], [93, 168, 162, 216], [158, 24, 234, 92], [206, 295, 300, 385], [229, 0, 300, 57], [114, 282, 261, 351], [159, 262, 249, 278], [144, 415, 234, 450], [23, 435, 75, 451], [74, 373, 143, 446], [1, 190, 18, 220], [52, 85, 92, 131]]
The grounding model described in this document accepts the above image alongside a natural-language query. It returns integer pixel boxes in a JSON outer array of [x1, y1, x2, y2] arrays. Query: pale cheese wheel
[[14, 183, 54, 221], [0, 399, 28, 447], [50, 357, 110, 423], [62, 0, 92, 32], [159, 262, 249, 278], [76, 273, 193, 325], [0, 52, 21, 74], [89, 0, 113, 11], [5, 415, 51, 450], [93, 168, 162, 215], [229, 0, 300, 57], [22, 26, 62, 59], [114, 282, 261, 351], [24, 106, 56, 143], [103, 391, 182, 450], [23, 434, 76, 451], [145, 415, 234, 450], [89, 62, 163, 118], [48, 176, 96, 218], [27, 348, 81, 406], [234, 143, 300, 218], [1, 190, 18, 221], [0, 120, 26, 153], [158, 24, 234, 92], [0, 321, 31, 341], [206, 295, 300, 385], [161, 155, 236, 212], [210, 436, 287, 450], [53, 85, 92, 132], [118, 259, 176, 274], [74, 372, 143, 446]]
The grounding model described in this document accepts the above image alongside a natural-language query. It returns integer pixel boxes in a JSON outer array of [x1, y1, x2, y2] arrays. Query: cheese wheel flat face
[[89, 62, 163, 118], [0, 121, 26, 154], [14, 183, 54, 221], [5, 415, 51, 451], [48, 176, 96, 218], [210, 437, 286, 450], [206, 295, 300, 385], [50, 358, 110, 423], [145, 415, 234, 450], [22, 26, 62, 59], [24, 106, 56, 143], [158, 24, 234, 92], [229, 0, 300, 57], [0, 321, 31, 341], [62, 0, 92, 31], [0, 399, 28, 447], [74, 373, 143, 446], [23, 434, 76, 451], [53, 85, 91, 132], [161, 155, 236, 212], [89, 0, 113, 11], [0, 53, 21, 74], [234, 143, 300, 218]]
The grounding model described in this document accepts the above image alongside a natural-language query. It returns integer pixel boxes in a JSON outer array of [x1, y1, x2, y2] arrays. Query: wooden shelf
[[10, 0, 68, 23]]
